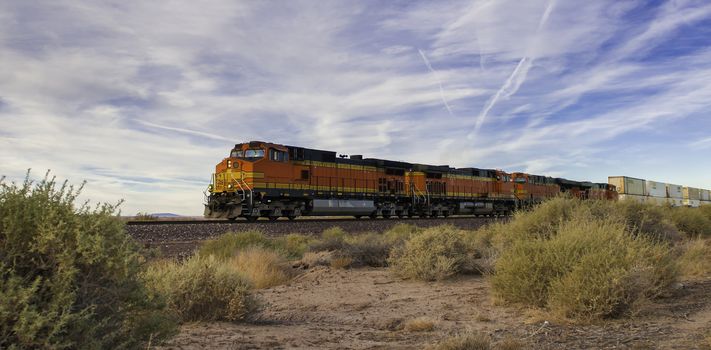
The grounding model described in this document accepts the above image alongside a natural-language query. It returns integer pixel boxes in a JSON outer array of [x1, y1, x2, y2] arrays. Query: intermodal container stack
[[683, 187, 701, 208], [608, 176, 647, 203], [666, 184, 684, 207], [645, 180, 668, 205], [701, 189, 711, 206]]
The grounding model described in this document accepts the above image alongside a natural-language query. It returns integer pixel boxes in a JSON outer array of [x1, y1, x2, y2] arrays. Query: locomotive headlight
[[208, 184, 213, 191], [228, 183, 234, 189], [227, 160, 232, 168]]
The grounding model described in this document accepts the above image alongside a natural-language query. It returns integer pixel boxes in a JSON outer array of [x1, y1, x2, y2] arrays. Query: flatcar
[[204, 141, 616, 220]]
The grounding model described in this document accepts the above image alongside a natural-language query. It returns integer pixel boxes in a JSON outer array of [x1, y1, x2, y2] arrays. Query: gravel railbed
[[126, 217, 501, 243]]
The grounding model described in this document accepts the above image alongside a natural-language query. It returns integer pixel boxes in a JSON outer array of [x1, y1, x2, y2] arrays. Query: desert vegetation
[[5, 173, 711, 348], [0, 173, 176, 348]]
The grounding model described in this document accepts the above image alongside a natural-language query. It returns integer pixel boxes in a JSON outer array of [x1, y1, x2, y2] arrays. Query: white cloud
[[2, 0, 711, 215]]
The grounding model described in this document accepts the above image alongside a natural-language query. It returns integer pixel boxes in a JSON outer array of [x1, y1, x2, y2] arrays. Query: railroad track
[[125, 215, 506, 226]]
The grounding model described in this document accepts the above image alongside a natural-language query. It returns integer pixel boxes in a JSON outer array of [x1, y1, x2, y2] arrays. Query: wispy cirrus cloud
[[1, 0, 711, 215]]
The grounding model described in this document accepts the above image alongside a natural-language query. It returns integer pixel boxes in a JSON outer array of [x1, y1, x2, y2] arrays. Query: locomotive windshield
[[244, 149, 264, 158], [229, 148, 264, 161]]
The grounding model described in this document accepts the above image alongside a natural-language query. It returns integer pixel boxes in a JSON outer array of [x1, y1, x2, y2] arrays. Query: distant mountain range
[[149, 213, 182, 218]]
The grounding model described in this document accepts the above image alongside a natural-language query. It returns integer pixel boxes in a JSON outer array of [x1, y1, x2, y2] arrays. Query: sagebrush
[[0, 172, 175, 349]]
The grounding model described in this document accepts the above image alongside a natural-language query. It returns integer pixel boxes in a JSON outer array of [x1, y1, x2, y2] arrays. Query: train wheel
[[369, 213, 378, 219], [246, 216, 258, 222], [354, 215, 362, 219], [288, 215, 297, 221], [268, 216, 279, 221], [228, 217, 237, 221], [382, 214, 391, 219]]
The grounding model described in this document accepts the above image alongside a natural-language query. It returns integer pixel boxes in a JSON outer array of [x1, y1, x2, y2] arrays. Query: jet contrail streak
[[470, 0, 557, 138], [418, 48, 455, 117]]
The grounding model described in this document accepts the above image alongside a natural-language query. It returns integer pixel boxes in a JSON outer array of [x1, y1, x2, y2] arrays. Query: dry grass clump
[[388, 225, 471, 281], [492, 215, 677, 320], [143, 255, 257, 322], [230, 247, 292, 288], [200, 230, 311, 260], [677, 239, 711, 279], [669, 207, 711, 238], [308, 227, 401, 268], [330, 256, 354, 269], [429, 332, 492, 350], [403, 317, 436, 332]]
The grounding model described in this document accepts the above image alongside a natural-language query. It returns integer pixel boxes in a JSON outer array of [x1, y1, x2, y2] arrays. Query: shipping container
[[608, 176, 646, 196], [666, 184, 683, 199], [645, 180, 667, 198], [618, 194, 648, 204], [668, 198, 684, 207], [683, 187, 701, 200], [684, 199, 701, 208], [702, 189, 711, 201]]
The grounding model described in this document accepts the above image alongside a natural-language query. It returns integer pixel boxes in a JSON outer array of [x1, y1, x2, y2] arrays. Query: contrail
[[418, 48, 455, 117], [137, 120, 234, 142], [470, 0, 557, 138]]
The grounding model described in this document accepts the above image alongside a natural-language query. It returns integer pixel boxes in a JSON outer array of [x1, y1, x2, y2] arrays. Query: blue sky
[[1, 0, 710, 215]]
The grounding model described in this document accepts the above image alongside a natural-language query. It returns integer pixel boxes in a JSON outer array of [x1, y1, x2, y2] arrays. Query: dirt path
[[157, 268, 711, 350]]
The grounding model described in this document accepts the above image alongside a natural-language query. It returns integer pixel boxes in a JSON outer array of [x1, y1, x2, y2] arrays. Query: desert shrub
[[273, 233, 312, 259], [342, 233, 392, 267], [309, 228, 395, 268], [403, 317, 436, 332], [143, 255, 257, 322], [383, 223, 421, 243], [492, 216, 677, 320], [389, 225, 471, 281], [669, 207, 711, 238], [700, 205, 711, 219], [615, 201, 681, 242], [199, 230, 272, 259], [330, 256, 353, 269], [200, 231, 311, 260], [230, 247, 292, 288], [677, 239, 711, 279], [0, 173, 175, 349], [309, 226, 348, 252]]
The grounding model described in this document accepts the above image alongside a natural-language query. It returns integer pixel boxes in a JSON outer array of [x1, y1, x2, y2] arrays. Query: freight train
[[204, 141, 618, 221]]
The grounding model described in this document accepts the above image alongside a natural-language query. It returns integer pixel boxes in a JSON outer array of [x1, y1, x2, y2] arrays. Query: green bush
[[0, 173, 176, 349], [388, 225, 471, 281], [492, 216, 677, 320], [143, 255, 257, 322]]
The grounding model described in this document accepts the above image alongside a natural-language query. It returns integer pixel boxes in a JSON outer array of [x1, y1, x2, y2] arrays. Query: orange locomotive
[[204, 141, 616, 220]]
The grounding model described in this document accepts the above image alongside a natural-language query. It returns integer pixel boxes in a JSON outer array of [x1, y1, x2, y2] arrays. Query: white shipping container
[[683, 187, 701, 200], [666, 184, 683, 199], [645, 180, 667, 198], [702, 189, 711, 201], [669, 198, 684, 207], [647, 196, 668, 206], [618, 194, 648, 204], [608, 176, 646, 196], [684, 199, 701, 208]]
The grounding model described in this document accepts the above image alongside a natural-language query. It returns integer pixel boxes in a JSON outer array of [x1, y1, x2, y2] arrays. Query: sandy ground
[[157, 267, 711, 350]]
